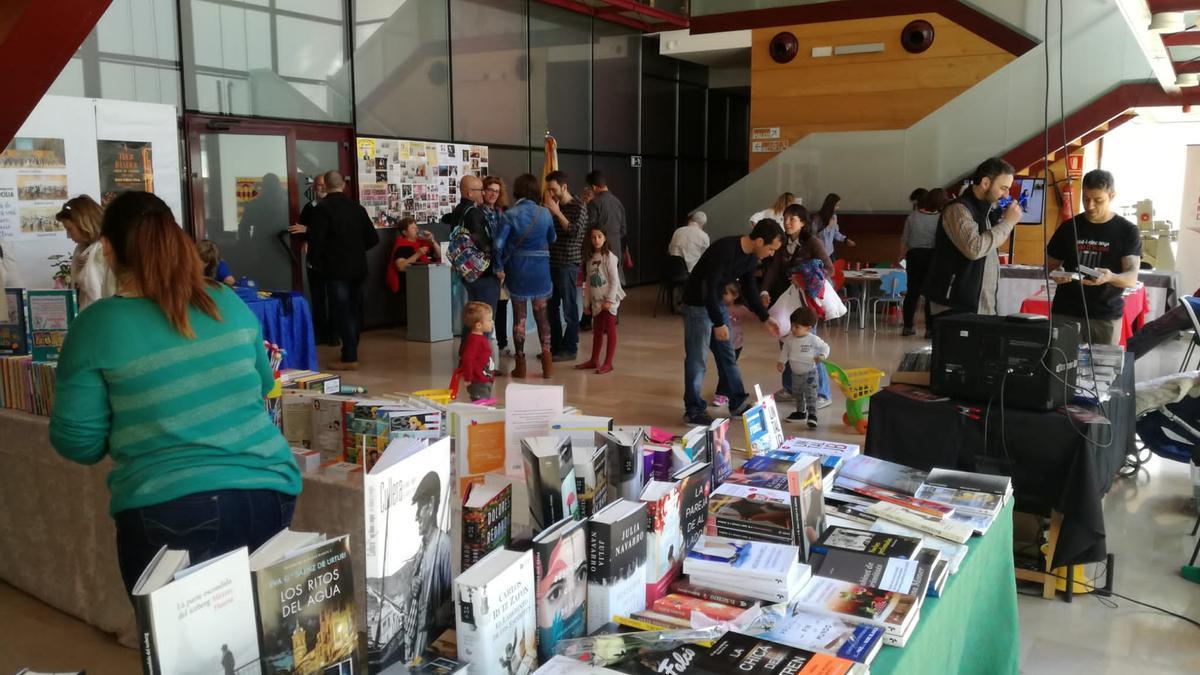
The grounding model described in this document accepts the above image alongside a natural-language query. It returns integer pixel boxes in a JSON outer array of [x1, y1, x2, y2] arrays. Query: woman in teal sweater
[[49, 191, 302, 596]]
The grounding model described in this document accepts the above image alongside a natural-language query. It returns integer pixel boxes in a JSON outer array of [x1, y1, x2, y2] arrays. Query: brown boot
[[540, 349, 554, 378], [511, 353, 527, 379]]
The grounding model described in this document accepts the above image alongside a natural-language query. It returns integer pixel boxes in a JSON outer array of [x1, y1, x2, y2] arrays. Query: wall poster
[[355, 136, 489, 226], [97, 140, 153, 206], [0, 137, 69, 239]]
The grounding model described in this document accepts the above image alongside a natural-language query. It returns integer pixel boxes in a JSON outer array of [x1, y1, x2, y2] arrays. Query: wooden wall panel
[[748, 13, 1014, 170]]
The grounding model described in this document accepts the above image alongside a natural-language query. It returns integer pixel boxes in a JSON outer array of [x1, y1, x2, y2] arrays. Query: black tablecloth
[[865, 354, 1134, 568]]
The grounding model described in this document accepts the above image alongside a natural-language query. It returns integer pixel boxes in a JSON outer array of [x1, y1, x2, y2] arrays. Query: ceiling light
[[1149, 12, 1185, 33], [1176, 72, 1200, 87]]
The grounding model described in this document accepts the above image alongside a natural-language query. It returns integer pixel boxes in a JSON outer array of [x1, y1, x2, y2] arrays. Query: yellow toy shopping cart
[[823, 361, 884, 434]]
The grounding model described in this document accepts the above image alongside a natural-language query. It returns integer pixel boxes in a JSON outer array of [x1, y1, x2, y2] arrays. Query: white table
[[842, 270, 883, 329]]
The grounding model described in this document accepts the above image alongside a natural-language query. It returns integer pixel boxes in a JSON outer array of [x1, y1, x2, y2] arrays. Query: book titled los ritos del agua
[[364, 436, 453, 672]]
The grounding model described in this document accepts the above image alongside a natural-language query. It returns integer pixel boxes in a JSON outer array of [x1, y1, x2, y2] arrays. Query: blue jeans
[[327, 279, 363, 363], [549, 263, 580, 355], [114, 489, 296, 597], [684, 305, 745, 416]]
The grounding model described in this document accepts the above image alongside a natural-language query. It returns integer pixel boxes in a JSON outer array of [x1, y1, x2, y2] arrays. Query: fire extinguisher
[[1054, 175, 1074, 223]]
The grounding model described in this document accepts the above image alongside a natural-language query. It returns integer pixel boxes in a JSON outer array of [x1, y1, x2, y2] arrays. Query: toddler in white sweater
[[777, 306, 830, 428]]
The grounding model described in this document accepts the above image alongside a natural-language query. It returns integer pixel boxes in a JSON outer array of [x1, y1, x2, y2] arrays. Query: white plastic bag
[[816, 279, 847, 320]]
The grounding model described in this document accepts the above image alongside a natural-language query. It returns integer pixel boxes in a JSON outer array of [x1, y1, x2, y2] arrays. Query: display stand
[[406, 264, 452, 342]]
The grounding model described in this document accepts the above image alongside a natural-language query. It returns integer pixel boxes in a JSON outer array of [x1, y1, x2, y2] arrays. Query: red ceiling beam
[[599, 0, 689, 28], [1162, 31, 1200, 46], [533, 0, 687, 32], [1147, 1, 1200, 12], [1176, 60, 1200, 74]]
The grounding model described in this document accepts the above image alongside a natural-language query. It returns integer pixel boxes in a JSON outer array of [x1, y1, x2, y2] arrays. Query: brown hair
[[772, 192, 797, 214], [398, 216, 418, 234], [919, 188, 949, 213], [195, 239, 220, 277], [583, 225, 613, 260], [512, 173, 541, 203], [102, 191, 220, 338], [791, 306, 817, 327], [482, 176, 509, 209], [463, 301, 492, 330], [56, 195, 104, 244]]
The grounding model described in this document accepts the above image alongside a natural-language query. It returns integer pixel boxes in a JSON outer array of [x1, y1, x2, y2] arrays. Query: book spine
[[669, 581, 758, 609], [589, 519, 612, 582], [711, 516, 792, 542], [133, 594, 161, 675]]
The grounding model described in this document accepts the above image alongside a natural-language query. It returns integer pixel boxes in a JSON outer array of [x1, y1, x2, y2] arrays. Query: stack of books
[[914, 467, 1013, 536], [461, 479, 513, 570], [683, 535, 811, 604]]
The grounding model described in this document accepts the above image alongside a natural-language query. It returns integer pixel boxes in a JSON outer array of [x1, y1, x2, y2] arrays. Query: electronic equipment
[[1075, 264, 1103, 280], [1001, 177, 1046, 225], [930, 314, 1079, 411]]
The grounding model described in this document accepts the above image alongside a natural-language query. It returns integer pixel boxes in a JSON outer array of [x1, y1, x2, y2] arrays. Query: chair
[[655, 255, 690, 318], [871, 270, 907, 331], [1181, 296, 1200, 372], [831, 259, 859, 328]]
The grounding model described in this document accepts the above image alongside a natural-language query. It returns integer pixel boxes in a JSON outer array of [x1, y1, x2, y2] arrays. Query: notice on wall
[[752, 127, 781, 140], [97, 140, 153, 206], [356, 136, 489, 226], [0, 137, 69, 239], [752, 139, 789, 153], [235, 176, 262, 222]]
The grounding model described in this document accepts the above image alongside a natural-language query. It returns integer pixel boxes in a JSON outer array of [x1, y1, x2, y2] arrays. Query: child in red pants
[[576, 226, 626, 374]]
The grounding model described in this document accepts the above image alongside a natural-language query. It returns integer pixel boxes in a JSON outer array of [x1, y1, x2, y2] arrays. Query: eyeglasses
[[483, 188, 500, 194]]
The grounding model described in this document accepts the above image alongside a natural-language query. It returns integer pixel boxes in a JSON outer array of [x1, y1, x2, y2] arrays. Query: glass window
[[450, 0, 529, 146], [641, 76, 676, 157], [590, 155, 638, 278], [679, 159, 707, 215], [593, 22, 640, 154], [484, 148, 531, 187], [182, 0, 352, 123], [352, 0, 451, 139], [529, 3, 591, 150], [679, 83, 706, 159]]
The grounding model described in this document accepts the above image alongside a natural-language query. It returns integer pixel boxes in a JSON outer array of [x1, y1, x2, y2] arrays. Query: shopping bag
[[814, 279, 847, 320]]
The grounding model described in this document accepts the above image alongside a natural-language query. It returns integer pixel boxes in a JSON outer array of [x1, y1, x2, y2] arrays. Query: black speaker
[[769, 32, 799, 64], [901, 20, 935, 54], [931, 314, 1078, 411]]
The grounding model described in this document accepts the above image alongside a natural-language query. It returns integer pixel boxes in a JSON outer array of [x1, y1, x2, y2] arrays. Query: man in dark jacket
[[924, 157, 1022, 322], [306, 170, 379, 369], [289, 173, 332, 344], [450, 174, 501, 315]]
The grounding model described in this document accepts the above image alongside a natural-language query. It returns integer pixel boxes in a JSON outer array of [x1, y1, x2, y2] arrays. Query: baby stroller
[[1134, 370, 1200, 583]]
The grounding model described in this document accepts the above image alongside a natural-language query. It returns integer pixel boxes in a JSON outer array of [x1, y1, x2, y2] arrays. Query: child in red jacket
[[460, 301, 496, 401]]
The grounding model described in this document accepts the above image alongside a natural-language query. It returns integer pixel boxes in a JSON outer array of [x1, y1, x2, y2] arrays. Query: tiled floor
[[2, 287, 1198, 673]]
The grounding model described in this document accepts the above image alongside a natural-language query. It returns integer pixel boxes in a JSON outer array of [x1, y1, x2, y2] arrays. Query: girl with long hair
[[482, 176, 514, 354], [575, 226, 625, 374], [498, 174, 557, 377], [55, 195, 117, 308], [49, 191, 301, 598], [812, 193, 855, 258]]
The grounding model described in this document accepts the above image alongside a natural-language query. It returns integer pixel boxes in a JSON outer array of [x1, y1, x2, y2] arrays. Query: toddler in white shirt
[[777, 306, 830, 428]]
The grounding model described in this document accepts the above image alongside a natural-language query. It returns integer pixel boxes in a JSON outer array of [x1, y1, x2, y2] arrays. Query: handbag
[[623, 248, 634, 270], [814, 279, 848, 320]]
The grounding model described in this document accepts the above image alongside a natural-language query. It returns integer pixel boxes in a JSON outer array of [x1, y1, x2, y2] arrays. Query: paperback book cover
[[722, 468, 790, 491], [865, 502, 973, 544], [573, 442, 610, 519], [132, 547, 261, 675], [913, 484, 1003, 517], [837, 478, 956, 520], [813, 527, 922, 559], [364, 436, 453, 672], [26, 289, 76, 363], [0, 289, 29, 356], [836, 456, 927, 497], [692, 632, 862, 675], [708, 418, 734, 489], [787, 455, 827, 562], [923, 467, 1012, 495], [668, 580, 759, 610], [532, 517, 589, 663], [599, 429, 645, 502], [705, 483, 793, 544], [449, 405, 505, 496], [673, 461, 711, 557], [639, 479, 684, 604], [811, 548, 930, 601], [586, 499, 648, 633], [683, 535, 805, 588], [651, 593, 749, 621], [776, 438, 861, 460], [522, 436, 581, 531], [454, 548, 538, 675], [789, 575, 919, 637], [749, 604, 884, 665], [461, 480, 513, 570], [550, 413, 613, 458], [250, 535, 358, 674]]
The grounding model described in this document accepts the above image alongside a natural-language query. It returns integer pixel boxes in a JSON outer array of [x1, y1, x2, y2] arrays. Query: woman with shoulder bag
[[498, 174, 557, 378]]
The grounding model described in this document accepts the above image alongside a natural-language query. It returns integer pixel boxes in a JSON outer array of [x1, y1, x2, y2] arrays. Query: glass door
[[185, 116, 354, 291]]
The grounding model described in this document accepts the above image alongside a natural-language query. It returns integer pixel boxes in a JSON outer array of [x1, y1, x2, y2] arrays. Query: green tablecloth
[[871, 500, 1019, 675]]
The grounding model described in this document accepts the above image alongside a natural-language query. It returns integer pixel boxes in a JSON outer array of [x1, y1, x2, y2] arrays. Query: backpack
[[446, 205, 490, 283]]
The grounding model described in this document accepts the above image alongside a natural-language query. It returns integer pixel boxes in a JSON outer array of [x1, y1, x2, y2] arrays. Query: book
[[573, 442, 610, 519], [810, 548, 930, 601], [705, 483, 793, 544], [643, 439, 673, 482], [280, 390, 318, 448], [913, 484, 1004, 517], [461, 480, 513, 570], [639, 479, 684, 604], [865, 502, 974, 544], [673, 461, 711, 557], [836, 456, 927, 497], [586, 499, 649, 634], [651, 592, 749, 622], [723, 468, 790, 491], [0, 289, 29, 356], [776, 437, 861, 460], [787, 456, 827, 563], [668, 579, 760, 610], [311, 395, 357, 462], [599, 428, 645, 502], [364, 436, 453, 672], [532, 517, 589, 663], [454, 548, 538, 675], [869, 519, 969, 575], [742, 402, 784, 455], [26, 289, 76, 363], [131, 546, 261, 675], [836, 477, 956, 520], [550, 413, 613, 457], [249, 532, 358, 673], [708, 418, 734, 489], [685, 572, 793, 604], [789, 575, 920, 638], [684, 535, 810, 591], [812, 527, 921, 559], [748, 604, 883, 665], [923, 467, 1012, 495], [448, 405, 505, 496], [522, 435, 581, 531], [691, 632, 865, 675]]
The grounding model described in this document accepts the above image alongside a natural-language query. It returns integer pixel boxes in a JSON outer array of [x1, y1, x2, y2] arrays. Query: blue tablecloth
[[236, 288, 318, 371]]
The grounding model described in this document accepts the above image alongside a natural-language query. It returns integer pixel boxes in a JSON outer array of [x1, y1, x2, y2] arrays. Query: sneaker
[[552, 351, 577, 363], [786, 411, 806, 422], [816, 397, 832, 410], [729, 400, 753, 417], [712, 394, 729, 407], [806, 413, 818, 429], [774, 388, 794, 402], [684, 411, 714, 426]]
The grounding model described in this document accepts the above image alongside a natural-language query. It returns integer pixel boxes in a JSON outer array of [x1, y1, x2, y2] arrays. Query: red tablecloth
[[1019, 285, 1147, 346]]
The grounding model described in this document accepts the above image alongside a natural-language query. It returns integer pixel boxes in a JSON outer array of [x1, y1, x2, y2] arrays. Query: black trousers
[[902, 248, 934, 330]]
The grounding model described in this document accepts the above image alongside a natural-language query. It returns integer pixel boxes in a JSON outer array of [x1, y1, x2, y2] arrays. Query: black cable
[[1018, 568, 1200, 630]]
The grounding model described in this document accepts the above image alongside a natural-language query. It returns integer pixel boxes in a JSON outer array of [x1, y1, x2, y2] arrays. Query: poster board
[[0, 96, 182, 290], [355, 136, 489, 226]]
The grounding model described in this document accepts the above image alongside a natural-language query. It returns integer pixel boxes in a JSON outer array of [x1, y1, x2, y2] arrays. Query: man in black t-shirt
[[1046, 169, 1142, 345]]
